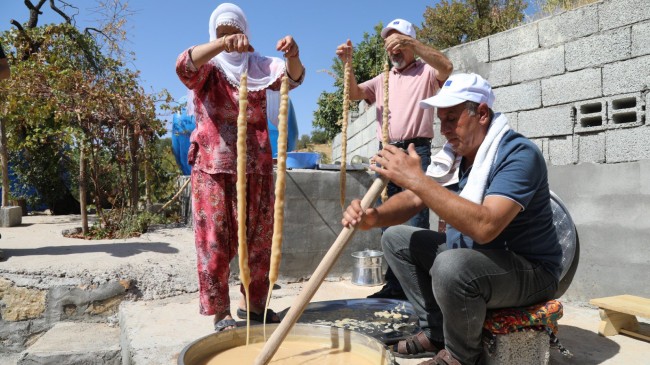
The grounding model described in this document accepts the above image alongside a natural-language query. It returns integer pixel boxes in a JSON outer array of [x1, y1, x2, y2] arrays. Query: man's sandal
[[391, 331, 442, 359], [418, 349, 463, 365]]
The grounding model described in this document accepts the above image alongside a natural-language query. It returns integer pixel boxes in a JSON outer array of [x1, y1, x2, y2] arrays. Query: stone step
[[119, 294, 210, 365], [17, 322, 120, 365]]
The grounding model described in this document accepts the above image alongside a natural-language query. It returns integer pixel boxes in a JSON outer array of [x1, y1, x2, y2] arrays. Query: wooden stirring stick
[[253, 176, 389, 365]]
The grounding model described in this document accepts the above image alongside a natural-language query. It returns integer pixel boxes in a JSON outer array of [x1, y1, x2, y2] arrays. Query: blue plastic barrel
[[171, 106, 195, 176], [268, 99, 299, 158]]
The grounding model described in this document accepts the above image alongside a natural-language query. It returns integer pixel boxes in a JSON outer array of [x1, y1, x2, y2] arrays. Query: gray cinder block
[[517, 104, 574, 138], [549, 136, 578, 166], [606, 125, 650, 163], [445, 39, 489, 73], [632, 21, 650, 57], [607, 92, 645, 128], [489, 23, 539, 61], [538, 4, 599, 47], [482, 330, 550, 365], [511, 46, 565, 83], [600, 0, 650, 31], [577, 133, 606, 163], [542, 68, 602, 106], [0, 206, 22, 227], [485, 59, 511, 87], [565, 27, 631, 71], [575, 98, 608, 134], [493, 81, 542, 113], [603, 55, 650, 96]]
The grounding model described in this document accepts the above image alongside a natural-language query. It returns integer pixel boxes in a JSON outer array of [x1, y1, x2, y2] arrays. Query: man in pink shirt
[[336, 19, 453, 299]]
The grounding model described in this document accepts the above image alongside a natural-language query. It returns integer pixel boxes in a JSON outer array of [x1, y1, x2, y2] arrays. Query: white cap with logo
[[420, 73, 495, 109], [381, 19, 416, 39]]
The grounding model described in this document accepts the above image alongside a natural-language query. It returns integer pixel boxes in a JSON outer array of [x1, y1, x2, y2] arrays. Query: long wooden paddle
[[253, 175, 389, 365]]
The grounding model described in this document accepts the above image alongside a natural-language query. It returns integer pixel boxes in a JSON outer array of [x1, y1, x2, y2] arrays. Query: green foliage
[[297, 134, 311, 149], [313, 23, 386, 140], [9, 126, 77, 211], [146, 137, 180, 203], [89, 209, 174, 239], [532, 0, 598, 16], [418, 0, 526, 50], [0, 19, 175, 233], [310, 129, 329, 144]]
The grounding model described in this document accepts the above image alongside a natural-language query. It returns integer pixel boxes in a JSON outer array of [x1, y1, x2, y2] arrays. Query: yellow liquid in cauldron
[[200, 339, 380, 365]]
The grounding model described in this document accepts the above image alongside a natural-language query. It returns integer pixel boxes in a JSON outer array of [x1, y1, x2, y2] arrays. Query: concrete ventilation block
[[608, 93, 645, 126], [575, 99, 607, 133]]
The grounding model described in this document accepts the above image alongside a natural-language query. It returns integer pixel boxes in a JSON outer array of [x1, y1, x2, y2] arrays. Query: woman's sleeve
[[175, 47, 214, 91], [268, 65, 306, 91]]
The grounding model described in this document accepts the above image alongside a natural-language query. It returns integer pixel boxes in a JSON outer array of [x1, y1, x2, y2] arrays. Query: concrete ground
[[1, 215, 649, 364]]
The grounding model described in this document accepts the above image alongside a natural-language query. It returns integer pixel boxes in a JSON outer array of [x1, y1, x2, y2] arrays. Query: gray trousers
[[382, 225, 558, 365]]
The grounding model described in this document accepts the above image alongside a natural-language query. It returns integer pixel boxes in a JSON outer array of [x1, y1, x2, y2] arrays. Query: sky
[[0, 0, 440, 137]]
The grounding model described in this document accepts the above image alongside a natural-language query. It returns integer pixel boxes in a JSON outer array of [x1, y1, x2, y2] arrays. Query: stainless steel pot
[[178, 323, 395, 364], [351, 250, 385, 286]]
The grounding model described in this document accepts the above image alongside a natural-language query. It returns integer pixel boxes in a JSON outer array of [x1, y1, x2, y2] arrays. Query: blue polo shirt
[[445, 130, 563, 280]]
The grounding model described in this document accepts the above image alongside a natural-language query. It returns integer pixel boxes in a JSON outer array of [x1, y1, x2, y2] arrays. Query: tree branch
[[10, 19, 25, 33], [26, 0, 47, 28], [85, 27, 109, 39], [49, 0, 71, 24]]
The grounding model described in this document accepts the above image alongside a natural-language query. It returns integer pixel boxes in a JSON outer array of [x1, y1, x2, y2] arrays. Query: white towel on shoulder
[[426, 143, 461, 186], [460, 113, 510, 204]]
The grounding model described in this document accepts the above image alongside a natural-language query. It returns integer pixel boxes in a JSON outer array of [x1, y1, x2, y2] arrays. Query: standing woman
[[175, 3, 305, 332]]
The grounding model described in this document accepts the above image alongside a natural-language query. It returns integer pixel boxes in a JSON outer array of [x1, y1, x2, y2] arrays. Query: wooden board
[[590, 295, 650, 318], [590, 295, 650, 340]]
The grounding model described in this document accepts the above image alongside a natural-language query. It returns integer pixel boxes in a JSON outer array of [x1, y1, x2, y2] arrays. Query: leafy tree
[[310, 129, 329, 145], [0, 1, 174, 237], [418, 0, 526, 50], [313, 23, 386, 140], [297, 134, 311, 150]]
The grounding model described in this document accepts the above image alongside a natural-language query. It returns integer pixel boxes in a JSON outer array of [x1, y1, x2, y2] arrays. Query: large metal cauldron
[[178, 323, 395, 365]]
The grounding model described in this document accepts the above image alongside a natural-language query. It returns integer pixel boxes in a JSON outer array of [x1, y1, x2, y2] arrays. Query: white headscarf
[[208, 3, 285, 91]]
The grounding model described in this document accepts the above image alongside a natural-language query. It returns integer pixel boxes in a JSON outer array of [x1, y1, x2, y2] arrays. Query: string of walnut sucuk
[[236, 71, 252, 345], [381, 59, 390, 202], [339, 58, 351, 211], [263, 74, 289, 338]]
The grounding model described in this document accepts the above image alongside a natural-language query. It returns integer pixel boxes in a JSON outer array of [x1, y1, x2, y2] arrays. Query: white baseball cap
[[420, 73, 495, 109], [381, 19, 416, 39]]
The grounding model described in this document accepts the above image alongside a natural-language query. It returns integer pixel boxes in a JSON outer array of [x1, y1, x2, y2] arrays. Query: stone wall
[[332, 0, 650, 301]]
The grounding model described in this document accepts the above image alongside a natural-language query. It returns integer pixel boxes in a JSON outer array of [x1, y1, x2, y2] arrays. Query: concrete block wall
[[229, 169, 382, 281], [333, 0, 650, 165], [332, 100, 377, 163], [331, 0, 650, 302]]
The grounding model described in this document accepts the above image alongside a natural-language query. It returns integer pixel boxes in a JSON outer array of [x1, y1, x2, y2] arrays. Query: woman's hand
[[223, 33, 254, 53], [276, 36, 299, 58]]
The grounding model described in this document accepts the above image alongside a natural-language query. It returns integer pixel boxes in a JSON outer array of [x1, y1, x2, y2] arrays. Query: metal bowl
[[178, 323, 395, 365]]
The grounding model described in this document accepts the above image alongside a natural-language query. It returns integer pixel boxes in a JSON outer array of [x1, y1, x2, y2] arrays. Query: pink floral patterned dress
[[176, 49, 303, 316]]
